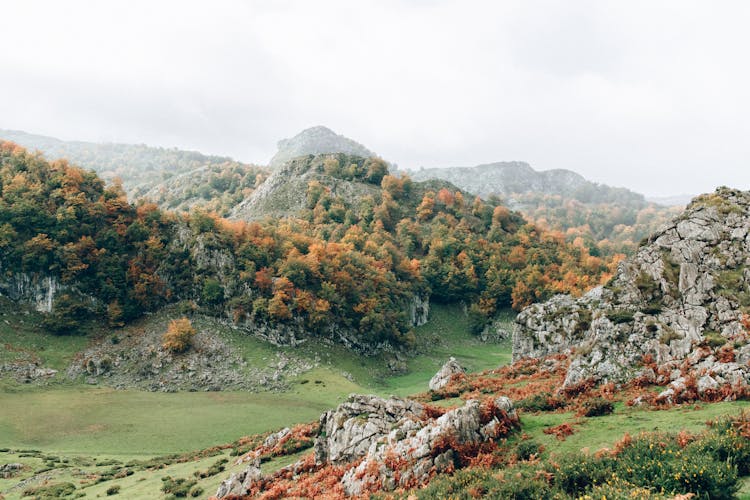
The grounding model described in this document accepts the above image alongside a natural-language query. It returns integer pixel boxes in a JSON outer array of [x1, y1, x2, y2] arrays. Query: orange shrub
[[162, 317, 197, 353]]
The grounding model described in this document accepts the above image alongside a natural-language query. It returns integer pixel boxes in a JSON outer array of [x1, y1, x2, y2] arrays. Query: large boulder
[[314, 394, 424, 465], [340, 396, 518, 495], [428, 357, 464, 391], [513, 187, 750, 389]]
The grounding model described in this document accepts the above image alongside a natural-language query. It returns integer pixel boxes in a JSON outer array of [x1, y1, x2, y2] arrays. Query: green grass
[[0, 385, 353, 455], [0, 298, 90, 372], [0, 303, 511, 456], [522, 400, 750, 456]]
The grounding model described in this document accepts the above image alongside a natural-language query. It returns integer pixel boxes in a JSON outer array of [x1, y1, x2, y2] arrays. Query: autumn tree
[[162, 317, 197, 353]]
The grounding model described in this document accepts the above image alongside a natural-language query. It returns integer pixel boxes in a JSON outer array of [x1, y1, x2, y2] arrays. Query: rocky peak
[[268, 126, 376, 170], [513, 187, 750, 391]]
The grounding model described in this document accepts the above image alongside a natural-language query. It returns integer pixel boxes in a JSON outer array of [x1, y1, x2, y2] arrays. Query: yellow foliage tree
[[162, 317, 197, 353]]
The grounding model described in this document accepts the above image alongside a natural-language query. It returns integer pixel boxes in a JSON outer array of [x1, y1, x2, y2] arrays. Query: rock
[[512, 187, 750, 390], [339, 396, 519, 495], [0, 463, 24, 478], [216, 455, 262, 498], [263, 427, 290, 449], [698, 375, 719, 394], [429, 357, 464, 391], [314, 394, 424, 465]]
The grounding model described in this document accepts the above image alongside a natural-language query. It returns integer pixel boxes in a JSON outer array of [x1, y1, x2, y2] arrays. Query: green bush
[[550, 453, 615, 494], [22, 482, 76, 498], [516, 392, 565, 412], [161, 476, 198, 498], [606, 310, 635, 324], [409, 467, 560, 500], [581, 398, 614, 417], [691, 413, 750, 476], [515, 440, 542, 461], [106, 484, 121, 495]]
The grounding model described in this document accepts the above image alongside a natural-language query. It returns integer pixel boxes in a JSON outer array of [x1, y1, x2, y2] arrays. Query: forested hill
[[0, 129, 264, 205], [408, 161, 683, 256], [0, 142, 620, 351]]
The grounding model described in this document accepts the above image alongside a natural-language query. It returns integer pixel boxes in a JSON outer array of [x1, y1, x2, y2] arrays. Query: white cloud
[[1, 0, 748, 196]]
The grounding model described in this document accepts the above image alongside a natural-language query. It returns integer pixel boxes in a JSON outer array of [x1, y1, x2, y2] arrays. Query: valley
[[0, 132, 749, 499]]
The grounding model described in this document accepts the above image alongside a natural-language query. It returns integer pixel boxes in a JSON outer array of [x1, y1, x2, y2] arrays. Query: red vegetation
[[543, 423, 577, 441]]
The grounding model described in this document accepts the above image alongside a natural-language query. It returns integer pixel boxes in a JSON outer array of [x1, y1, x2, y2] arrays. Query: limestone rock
[[314, 394, 424, 465], [512, 187, 750, 390], [339, 396, 518, 495], [428, 357, 464, 391], [215, 455, 261, 498], [0, 463, 24, 478]]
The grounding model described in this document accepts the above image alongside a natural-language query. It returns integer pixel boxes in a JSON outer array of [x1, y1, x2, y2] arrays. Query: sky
[[1, 1, 749, 197]]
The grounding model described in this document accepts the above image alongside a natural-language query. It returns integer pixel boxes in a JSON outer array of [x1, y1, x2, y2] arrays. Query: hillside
[[409, 161, 645, 204], [268, 126, 376, 170], [409, 161, 682, 255], [0, 129, 259, 203], [514, 186, 750, 394], [0, 141, 619, 353]]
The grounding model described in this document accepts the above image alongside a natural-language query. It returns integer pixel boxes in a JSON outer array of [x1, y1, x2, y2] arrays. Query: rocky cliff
[[268, 126, 376, 170], [513, 187, 750, 390]]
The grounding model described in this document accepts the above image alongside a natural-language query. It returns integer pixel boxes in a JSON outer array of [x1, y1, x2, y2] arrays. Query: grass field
[[4, 301, 750, 498], [0, 302, 512, 456]]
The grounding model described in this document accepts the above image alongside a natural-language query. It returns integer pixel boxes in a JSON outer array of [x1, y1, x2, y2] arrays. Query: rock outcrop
[[340, 396, 517, 495], [215, 455, 262, 498], [217, 394, 519, 498], [513, 187, 750, 390], [231, 153, 381, 221], [314, 394, 425, 465], [428, 357, 464, 391], [268, 126, 376, 171]]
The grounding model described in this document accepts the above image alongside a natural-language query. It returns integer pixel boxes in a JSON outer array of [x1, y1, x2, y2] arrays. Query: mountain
[[0, 129, 255, 201], [268, 126, 376, 170], [0, 142, 619, 354], [409, 161, 683, 256], [514, 186, 750, 397], [409, 161, 646, 205]]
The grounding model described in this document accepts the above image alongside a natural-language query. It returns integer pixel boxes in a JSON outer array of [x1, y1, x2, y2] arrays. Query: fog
[[2, 0, 749, 196]]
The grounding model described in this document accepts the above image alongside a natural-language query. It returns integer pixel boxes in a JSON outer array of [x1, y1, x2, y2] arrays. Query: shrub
[[702, 331, 727, 348], [161, 318, 197, 353], [580, 398, 614, 417], [161, 476, 198, 497], [106, 484, 121, 495], [551, 453, 615, 494], [516, 392, 565, 412], [22, 482, 76, 498], [606, 310, 634, 324], [515, 440, 542, 461], [693, 412, 750, 476]]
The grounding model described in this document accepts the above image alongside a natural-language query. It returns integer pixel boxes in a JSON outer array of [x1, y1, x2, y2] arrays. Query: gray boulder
[[428, 357, 464, 391]]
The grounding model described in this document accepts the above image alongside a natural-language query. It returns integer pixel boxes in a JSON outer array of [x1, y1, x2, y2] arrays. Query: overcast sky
[[1, 1, 749, 197]]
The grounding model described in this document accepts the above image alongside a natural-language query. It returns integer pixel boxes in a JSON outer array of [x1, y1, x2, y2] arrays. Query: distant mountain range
[[0, 129, 254, 201], [407, 162, 652, 208]]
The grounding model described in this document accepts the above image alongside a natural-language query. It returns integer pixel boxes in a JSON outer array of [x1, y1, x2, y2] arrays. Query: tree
[[162, 317, 197, 353]]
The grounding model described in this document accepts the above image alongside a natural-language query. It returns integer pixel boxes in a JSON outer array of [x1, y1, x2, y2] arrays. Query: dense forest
[[0, 142, 621, 349]]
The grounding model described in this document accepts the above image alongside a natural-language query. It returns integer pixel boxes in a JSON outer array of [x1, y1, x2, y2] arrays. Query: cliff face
[[513, 187, 750, 388]]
